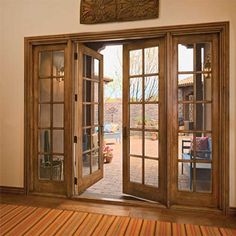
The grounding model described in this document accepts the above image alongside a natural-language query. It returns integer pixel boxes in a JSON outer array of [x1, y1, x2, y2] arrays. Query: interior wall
[[0, 0, 235, 207]]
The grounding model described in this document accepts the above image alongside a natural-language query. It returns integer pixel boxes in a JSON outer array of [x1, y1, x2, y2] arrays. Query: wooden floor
[[0, 194, 236, 235]]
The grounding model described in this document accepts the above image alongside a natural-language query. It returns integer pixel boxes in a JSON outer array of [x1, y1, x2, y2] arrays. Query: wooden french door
[[171, 34, 219, 207], [74, 44, 104, 194], [33, 44, 68, 195], [123, 39, 166, 202]]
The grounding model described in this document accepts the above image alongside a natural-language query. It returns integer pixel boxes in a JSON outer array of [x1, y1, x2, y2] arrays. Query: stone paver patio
[[82, 136, 193, 198]]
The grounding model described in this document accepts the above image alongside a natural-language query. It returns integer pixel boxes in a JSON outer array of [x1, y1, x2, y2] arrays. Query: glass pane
[[53, 104, 64, 127], [130, 131, 142, 156], [94, 59, 99, 78], [130, 104, 142, 129], [39, 104, 50, 127], [93, 104, 99, 125], [83, 105, 91, 126], [91, 127, 99, 149], [144, 47, 158, 74], [39, 155, 50, 180], [91, 149, 99, 172], [194, 133, 212, 161], [145, 132, 158, 158], [83, 55, 92, 78], [145, 76, 158, 102], [129, 77, 142, 102], [178, 133, 193, 160], [178, 162, 193, 191], [93, 82, 99, 103], [195, 103, 212, 130], [83, 80, 92, 102], [39, 51, 51, 77], [195, 163, 212, 193], [130, 49, 142, 76], [53, 79, 64, 102], [53, 130, 64, 153], [145, 159, 158, 187], [83, 152, 90, 176], [83, 129, 91, 152], [52, 156, 64, 181], [130, 156, 142, 183], [196, 42, 212, 72], [38, 129, 51, 154], [195, 74, 212, 101], [145, 104, 158, 130], [178, 74, 194, 101], [178, 44, 194, 72], [178, 103, 194, 130], [53, 51, 64, 77], [39, 79, 50, 102]]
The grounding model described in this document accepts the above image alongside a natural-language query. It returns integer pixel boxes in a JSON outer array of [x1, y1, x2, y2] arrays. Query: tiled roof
[[178, 76, 193, 87]]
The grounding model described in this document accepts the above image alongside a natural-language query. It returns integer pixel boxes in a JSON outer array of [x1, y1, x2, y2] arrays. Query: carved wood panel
[[80, 0, 159, 24]]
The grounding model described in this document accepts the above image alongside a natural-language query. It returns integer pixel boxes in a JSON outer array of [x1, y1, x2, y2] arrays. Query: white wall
[[0, 0, 235, 207]]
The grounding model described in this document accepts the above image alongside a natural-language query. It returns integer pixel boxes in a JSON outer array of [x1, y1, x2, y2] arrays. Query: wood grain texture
[[80, 0, 159, 24]]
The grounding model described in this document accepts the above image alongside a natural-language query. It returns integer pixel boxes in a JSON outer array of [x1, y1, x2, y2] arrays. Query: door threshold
[[72, 192, 167, 209]]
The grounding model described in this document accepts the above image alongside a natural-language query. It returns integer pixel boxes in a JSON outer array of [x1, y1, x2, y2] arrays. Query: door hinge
[[74, 177, 78, 185], [75, 94, 78, 101], [74, 52, 78, 60], [74, 136, 77, 143], [123, 127, 127, 139]]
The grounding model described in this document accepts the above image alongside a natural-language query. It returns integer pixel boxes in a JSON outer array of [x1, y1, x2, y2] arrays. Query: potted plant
[[103, 145, 113, 163]]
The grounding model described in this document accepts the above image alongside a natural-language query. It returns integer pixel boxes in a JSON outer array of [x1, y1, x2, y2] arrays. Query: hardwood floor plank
[[0, 204, 7, 209], [0, 204, 19, 218], [0, 206, 36, 235], [55, 211, 88, 236], [73, 213, 103, 236], [124, 218, 143, 236], [106, 216, 131, 236], [200, 226, 222, 236], [40, 210, 74, 236], [155, 221, 171, 236], [0, 206, 28, 226], [219, 227, 236, 236], [139, 219, 156, 236], [5, 207, 50, 236], [24, 209, 63, 236], [185, 224, 202, 236], [172, 223, 187, 236], [92, 215, 116, 236]]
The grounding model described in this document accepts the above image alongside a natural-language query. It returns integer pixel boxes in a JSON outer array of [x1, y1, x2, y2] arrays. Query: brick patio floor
[[82, 136, 193, 198]]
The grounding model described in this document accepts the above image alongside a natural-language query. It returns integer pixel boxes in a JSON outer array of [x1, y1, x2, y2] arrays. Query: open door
[[123, 39, 166, 203], [74, 44, 104, 194]]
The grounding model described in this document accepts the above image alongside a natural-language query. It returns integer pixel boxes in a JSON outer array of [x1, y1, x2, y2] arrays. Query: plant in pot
[[103, 145, 113, 163]]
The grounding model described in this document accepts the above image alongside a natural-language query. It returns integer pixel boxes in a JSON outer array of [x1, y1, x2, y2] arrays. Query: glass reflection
[[130, 156, 142, 183], [145, 159, 158, 187], [144, 76, 158, 102], [144, 47, 158, 74], [130, 49, 142, 76]]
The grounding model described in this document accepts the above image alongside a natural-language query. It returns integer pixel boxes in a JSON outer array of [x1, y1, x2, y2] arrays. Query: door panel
[[171, 34, 219, 207], [75, 44, 104, 194], [33, 45, 68, 195], [123, 39, 166, 203]]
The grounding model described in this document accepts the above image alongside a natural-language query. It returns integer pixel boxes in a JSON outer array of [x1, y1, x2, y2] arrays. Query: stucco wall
[[0, 0, 235, 207]]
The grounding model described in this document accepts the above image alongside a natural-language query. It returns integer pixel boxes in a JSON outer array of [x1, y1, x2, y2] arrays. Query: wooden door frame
[[24, 22, 229, 213]]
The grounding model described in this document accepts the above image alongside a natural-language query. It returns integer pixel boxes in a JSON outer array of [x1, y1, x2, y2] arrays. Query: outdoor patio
[[81, 136, 194, 198]]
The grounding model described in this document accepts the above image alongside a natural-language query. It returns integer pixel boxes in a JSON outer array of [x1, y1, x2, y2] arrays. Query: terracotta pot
[[104, 154, 113, 163]]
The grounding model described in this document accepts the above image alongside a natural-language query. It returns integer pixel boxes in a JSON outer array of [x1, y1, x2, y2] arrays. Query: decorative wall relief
[[80, 0, 159, 24]]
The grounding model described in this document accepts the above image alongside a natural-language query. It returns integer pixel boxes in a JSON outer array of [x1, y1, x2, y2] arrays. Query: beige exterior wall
[[0, 0, 235, 207]]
